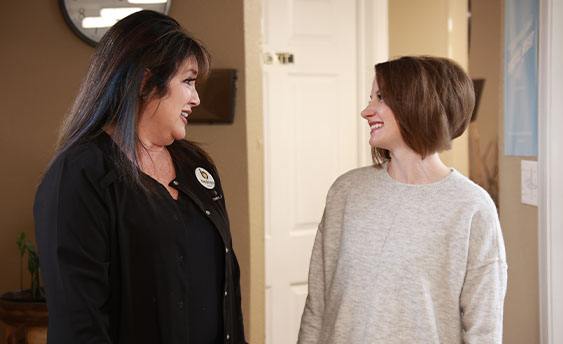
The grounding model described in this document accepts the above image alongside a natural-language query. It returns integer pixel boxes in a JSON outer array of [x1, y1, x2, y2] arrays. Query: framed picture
[[503, 0, 538, 156], [190, 69, 237, 124], [471, 78, 485, 122]]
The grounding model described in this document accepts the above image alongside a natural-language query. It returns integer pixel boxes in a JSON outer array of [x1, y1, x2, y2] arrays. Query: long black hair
[[53, 10, 210, 186]]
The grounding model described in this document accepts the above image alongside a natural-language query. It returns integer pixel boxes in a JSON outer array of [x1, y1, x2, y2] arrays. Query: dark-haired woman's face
[[361, 76, 404, 151], [138, 58, 200, 146]]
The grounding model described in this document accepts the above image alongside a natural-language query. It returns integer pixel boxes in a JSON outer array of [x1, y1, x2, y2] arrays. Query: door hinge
[[263, 52, 295, 65]]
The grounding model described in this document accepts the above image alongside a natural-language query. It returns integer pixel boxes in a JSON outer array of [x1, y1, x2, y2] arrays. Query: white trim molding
[[538, 0, 563, 343], [356, 0, 389, 167]]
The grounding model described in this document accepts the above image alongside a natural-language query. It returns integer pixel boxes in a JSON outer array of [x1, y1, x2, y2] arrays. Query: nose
[[361, 103, 374, 120], [190, 89, 201, 107]]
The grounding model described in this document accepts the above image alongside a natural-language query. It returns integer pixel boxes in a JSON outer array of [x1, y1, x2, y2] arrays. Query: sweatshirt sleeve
[[297, 212, 326, 344], [460, 200, 508, 344]]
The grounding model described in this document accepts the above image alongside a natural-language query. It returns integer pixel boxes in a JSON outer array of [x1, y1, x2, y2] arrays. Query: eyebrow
[[179, 65, 198, 74]]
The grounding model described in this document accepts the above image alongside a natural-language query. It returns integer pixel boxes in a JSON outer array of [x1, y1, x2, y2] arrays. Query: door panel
[[263, 0, 359, 342]]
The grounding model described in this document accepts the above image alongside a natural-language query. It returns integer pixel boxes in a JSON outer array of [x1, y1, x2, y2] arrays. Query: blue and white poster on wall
[[504, 0, 539, 156]]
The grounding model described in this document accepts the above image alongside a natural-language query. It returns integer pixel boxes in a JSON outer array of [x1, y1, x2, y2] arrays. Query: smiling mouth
[[180, 111, 190, 119], [369, 121, 384, 131]]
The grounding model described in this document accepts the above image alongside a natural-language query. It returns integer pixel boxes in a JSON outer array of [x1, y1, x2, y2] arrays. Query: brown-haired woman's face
[[361, 76, 404, 151], [138, 57, 200, 145]]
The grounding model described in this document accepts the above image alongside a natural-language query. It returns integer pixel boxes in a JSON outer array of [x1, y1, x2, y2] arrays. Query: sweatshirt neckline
[[378, 163, 458, 189]]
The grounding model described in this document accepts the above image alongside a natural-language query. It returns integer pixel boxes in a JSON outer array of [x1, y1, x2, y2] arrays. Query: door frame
[[538, 0, 563, 343], [356, 0, 389, 166]]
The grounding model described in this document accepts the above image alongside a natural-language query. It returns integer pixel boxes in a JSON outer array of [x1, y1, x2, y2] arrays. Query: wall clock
[[59, 0, 171, 46]]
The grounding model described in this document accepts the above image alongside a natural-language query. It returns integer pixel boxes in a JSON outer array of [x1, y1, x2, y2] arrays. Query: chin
[[172, 129, 187, 141], [370, 140, 390, 151]]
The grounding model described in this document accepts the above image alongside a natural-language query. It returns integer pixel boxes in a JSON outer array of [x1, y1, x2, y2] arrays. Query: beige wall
[[468, 2, 502, 203], [390, 1, 448, 57], [0, 1, 91, 293], [0, 0, 263, 341], [389, 0, 469, 175], [499, 159, 539, 344], [469, 1, 539, 343]]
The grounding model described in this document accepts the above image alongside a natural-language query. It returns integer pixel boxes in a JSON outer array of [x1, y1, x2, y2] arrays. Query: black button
[[178, 300, 184, 310], [177, 255, 184, 263]]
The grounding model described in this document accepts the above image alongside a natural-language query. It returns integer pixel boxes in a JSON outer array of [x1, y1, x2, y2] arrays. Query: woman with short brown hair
[[298, 56, 507, 344]]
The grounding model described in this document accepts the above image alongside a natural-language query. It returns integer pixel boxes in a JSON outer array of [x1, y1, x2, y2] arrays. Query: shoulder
[[447, 172, 505, 258], [170, 140, 216, 170], [38, 139, 113, 198], [447, 171, 497, 215], [64, 140, 106, 167], [331, 165, 380, 191], [325, 165, 379, 201], [169, 140, 225, 191]]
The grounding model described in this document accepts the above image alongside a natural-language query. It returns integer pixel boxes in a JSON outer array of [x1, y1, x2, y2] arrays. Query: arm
[[297, 213, 326, 344], [460, 203, 508, 344], [35, 153, 114, 343]]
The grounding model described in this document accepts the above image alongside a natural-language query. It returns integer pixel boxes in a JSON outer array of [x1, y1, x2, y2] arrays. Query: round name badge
[[195, 167, 216, 189]]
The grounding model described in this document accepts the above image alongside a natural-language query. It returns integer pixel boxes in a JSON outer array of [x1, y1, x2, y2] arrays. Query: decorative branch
[[14, 232, 43, 301], [16, 232, 27, 292]]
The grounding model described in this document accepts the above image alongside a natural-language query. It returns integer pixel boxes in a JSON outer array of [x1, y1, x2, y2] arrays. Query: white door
[[262, 0, 360, 343]]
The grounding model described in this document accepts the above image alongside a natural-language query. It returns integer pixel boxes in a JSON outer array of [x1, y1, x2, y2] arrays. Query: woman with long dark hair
[[34, 10, 246, 343]]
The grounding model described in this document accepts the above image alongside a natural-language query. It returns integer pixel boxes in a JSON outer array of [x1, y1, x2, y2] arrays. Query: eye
[[184, 78, 197, 86], [376, 92, 384, 102]]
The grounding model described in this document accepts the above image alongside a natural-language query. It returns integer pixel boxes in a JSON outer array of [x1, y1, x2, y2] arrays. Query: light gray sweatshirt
[[298, 165, 507, 344]]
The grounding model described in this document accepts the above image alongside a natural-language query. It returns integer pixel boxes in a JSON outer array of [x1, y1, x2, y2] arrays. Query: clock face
[[60, 0, 171, 46]]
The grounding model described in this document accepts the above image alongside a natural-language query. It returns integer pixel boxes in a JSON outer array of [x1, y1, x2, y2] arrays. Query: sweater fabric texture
[[298, 165, 507, 344]]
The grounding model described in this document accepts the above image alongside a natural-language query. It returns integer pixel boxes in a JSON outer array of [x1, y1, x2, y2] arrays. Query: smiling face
[[361, 75, 405, 152], [138, 57, 200, 146]]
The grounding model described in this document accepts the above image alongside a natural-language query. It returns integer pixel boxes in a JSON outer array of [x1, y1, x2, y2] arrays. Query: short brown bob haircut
[[372, 56, 475, 167]]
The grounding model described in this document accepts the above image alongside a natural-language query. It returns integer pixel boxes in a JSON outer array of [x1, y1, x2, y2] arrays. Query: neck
[[103, 126, 167, 156], [138, 137, 167, 155], [137, 118, 168, 154], [137, 137, 172, 178], [387, 147, 450, 184], [103, 125, 167, 160]]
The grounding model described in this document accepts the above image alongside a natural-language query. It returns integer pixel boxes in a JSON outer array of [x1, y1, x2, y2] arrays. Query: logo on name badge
[[195, 167, 215, 189]]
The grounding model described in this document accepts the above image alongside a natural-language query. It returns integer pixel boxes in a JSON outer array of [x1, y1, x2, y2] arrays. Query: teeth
[[370, 122, 383, 130], [181, 111, 189, 118]]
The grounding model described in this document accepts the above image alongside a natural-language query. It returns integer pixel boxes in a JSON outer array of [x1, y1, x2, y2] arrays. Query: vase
[[0, 293, 48, 344]]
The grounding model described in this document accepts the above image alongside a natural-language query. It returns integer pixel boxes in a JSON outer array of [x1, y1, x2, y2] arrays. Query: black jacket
[[34, 133, 246, 343]]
